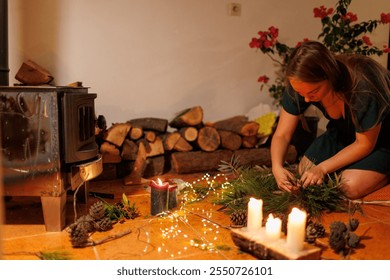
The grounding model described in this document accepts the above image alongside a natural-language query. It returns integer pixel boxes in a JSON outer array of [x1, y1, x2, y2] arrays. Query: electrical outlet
[[228, 3, 241, 16]]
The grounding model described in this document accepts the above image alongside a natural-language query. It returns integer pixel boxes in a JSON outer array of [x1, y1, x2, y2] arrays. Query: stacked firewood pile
[[95, 106, 297, 185]]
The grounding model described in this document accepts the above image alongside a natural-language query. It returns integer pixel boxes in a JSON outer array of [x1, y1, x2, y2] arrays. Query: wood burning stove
[[0, 85, 102, 231]]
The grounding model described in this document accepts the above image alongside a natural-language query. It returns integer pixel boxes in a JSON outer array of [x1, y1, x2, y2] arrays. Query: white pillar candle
[[286, 207, 307, 252], [247, 197, 263, 231], [265, 214, 282, 241]]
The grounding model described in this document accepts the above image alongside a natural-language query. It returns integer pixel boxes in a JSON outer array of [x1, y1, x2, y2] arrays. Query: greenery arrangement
[[249, 0, 390, 106], [214, 166, 347, 219]]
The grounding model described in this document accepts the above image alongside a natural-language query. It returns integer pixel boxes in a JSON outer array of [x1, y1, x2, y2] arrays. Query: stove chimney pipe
[[0, 0, 9, 86]]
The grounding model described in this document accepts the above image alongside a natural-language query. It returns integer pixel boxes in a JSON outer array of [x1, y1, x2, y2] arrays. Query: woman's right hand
[[272, 166, 299, 193]]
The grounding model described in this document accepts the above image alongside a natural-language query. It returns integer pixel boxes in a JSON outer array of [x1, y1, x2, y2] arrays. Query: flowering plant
[[250, 0, 390, 106]]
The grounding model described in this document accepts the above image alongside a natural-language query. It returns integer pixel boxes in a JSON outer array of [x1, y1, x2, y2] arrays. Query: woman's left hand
[[299, 165, 326, 187]]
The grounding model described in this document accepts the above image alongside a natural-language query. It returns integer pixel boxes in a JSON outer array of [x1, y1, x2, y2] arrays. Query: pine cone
[[348, 218, 359, 232], [69, 226, 89, 247], [89, 201, 106, 220], [347, 232, 360, 248], [305, 222, 325, 243], [329, 221, 348, 253], [230, 209, 247, 228], [94, 217, 113, 231]]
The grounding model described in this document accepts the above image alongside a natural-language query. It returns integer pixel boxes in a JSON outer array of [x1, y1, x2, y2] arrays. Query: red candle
[[150, 178, 170, 215]]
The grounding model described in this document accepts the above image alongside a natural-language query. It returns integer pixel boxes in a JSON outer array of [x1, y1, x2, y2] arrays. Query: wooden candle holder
[[231, 227, 322, 260]]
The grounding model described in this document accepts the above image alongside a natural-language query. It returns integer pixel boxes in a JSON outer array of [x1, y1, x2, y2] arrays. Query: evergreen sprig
[[215, 167, 346, 218]]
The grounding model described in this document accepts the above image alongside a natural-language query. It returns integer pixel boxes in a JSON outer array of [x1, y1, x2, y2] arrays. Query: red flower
[[313, 6, 334, 19], [249, 38, 260, 48], [342, 12, 358, 22], [362, 36, 372, 46], [258, 75, 269, 83], [383, 45, 390, 53], [381, 13, 390, 24]]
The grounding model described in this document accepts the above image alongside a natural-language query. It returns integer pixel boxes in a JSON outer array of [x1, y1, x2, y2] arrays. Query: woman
[[271, 41, 390, 199]]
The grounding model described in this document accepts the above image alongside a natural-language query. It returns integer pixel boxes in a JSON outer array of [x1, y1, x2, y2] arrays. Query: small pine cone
[[348, 218, 359, 232], [75, 215, 95, 233], [347, 232, 360, 248], [305, 222, 325, 243], [69, 227, 89, 247], [94, 217, 113, 231], [89, 201, 106, 220], [230, 209, 247, 228]]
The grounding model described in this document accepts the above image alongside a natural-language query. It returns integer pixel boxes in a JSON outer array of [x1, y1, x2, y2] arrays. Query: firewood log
[[121, 139, 138, 160], [197, 126, 220, 152], [169, 106, 203, 128], [171, 150, 233, 174], [129, 118, 168, 133], [15, 60, 54, 85], [100, 142, 121, 163], [179, 127, 198, 142], [173, 136, 193, 152], [123, 142, 148, 185], [129, 126, 143, 140], [144, 156, 166, 178], [242, 135, 259, 148], [145, 137, 165, 157], [212, 115, 259, 137], [144, 130, 157, 142], [163, 132, 181, 151], [233, 145, 297, 167], [218, 130, 242, 151], [103, 122, 131, 147]]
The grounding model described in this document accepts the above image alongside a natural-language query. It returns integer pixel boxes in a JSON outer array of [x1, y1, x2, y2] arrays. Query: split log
[[218, 130, 242, 151], [15, 60, 54, 85], [171, 150, 233, 174], [104, 122, 131, 147], [169, 106, 203, 128], [242, 135, 259, 148], [100, 142, 121, 163], [121, 139, 138, 161], [163, 132, 181, 151], [173, 136, 193, 152], [144, 156, 166, 178], [123, 142, 147, 185], [212, 115, 259, 137], [145, 137, 165, 157], [130, 118, 168, 133], [197, 126, 220, 152], [179, 127, 198, 142], [129, 126, 143, 140], [233, 146, 297, 167]]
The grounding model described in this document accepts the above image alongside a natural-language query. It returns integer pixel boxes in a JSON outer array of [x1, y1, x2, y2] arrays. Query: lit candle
[[247, 197, 263, 231], [265, 214, 282, 241], [286, 207, 307, 252], [150, 178, 170, 215]]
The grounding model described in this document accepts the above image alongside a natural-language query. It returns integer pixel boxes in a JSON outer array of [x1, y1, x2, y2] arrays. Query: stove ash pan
[[0, 86, 102, 231]]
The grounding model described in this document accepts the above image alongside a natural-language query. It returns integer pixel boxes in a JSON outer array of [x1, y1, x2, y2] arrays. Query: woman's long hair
[[285, 41, 390, 129]]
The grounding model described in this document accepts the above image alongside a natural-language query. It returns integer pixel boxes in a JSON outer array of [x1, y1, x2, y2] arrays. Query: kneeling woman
[[271, 41, 390, 199]]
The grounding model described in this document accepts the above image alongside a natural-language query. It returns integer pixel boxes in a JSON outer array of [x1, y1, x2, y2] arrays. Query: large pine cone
[[230, 209, 247, 228], [94, 217, 113, 231], [305, 222, 326, 244], [89, 201, 106, 220]]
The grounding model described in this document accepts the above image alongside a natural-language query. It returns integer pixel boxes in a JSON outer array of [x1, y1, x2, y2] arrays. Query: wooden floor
[[1, 172, 390, 260]]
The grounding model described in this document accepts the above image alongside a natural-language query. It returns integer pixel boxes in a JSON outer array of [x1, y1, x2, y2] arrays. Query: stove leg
[[40, 192, 67, 232]]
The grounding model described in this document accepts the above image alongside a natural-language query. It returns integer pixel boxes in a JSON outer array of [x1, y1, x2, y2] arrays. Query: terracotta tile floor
[[1, 172, 390, 260]]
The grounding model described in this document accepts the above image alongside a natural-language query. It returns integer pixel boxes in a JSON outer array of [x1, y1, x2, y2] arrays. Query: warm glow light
[[247, 197, 263, 231], [286, 207, 307, 252], [265, 214, 282, 241]]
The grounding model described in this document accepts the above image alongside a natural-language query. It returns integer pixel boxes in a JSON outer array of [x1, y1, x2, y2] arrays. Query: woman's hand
[[299, 165, 326, 187], [272, 166, 299, 193]]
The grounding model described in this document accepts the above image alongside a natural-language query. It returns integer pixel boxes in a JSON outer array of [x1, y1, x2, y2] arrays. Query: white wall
[[8, 0, 389, 125]]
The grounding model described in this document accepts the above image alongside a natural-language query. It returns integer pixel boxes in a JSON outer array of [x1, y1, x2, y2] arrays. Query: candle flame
[[157, 178, 163, 185]]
